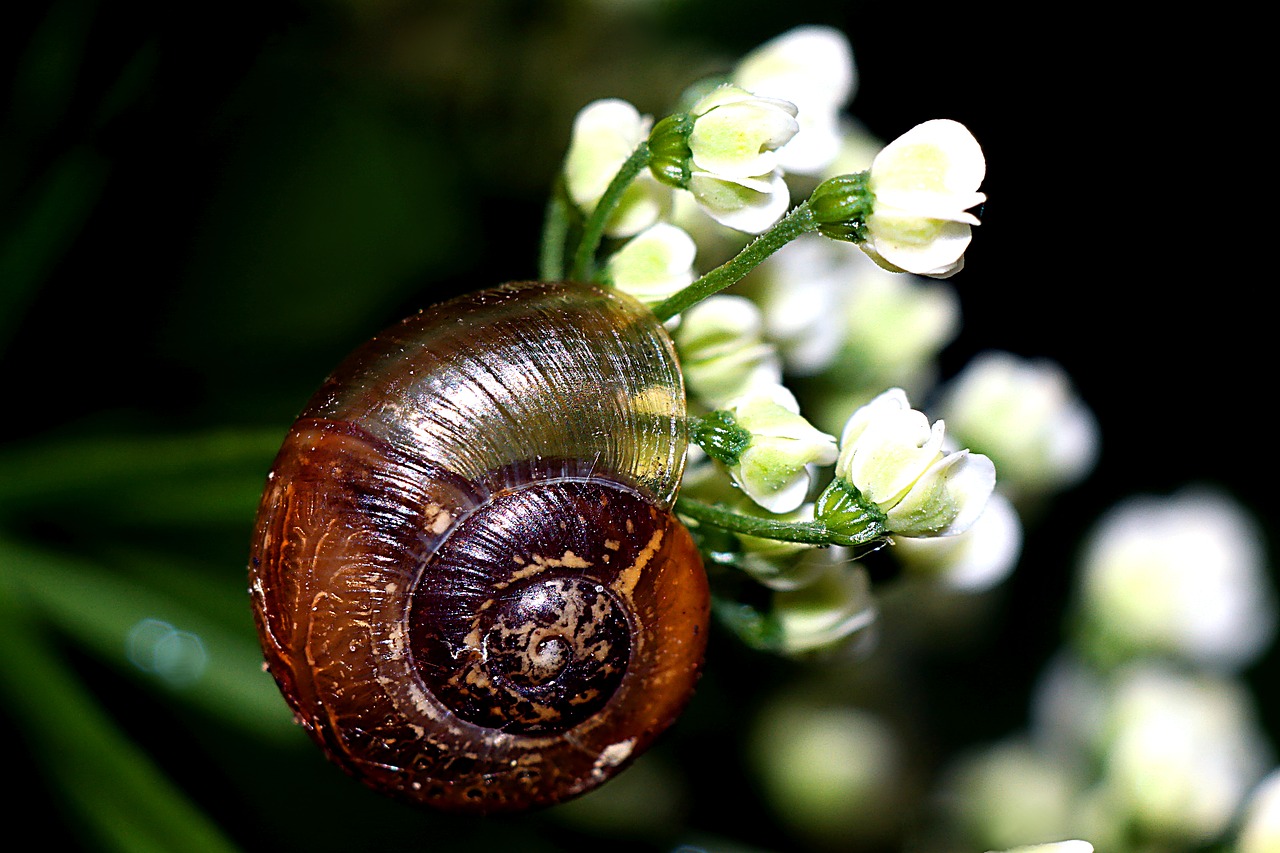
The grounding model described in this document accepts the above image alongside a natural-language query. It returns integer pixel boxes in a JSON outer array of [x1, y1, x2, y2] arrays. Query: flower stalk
[[653, 202, 816, 321], [567, 142, 654, 281], [676, 495, 885, 547]]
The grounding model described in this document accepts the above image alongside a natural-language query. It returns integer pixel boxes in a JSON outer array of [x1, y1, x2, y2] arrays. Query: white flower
[[937, 351, 1099, 497], [689, 84, 799, 178], [563, 99, 668, 237], [1101, 664, 1270, 843], [603, 222, 696, 306], [863, 119, 986, 277], [1078, 489, 1277, 670], [769, 559, 877, 654], [751, 234, 858, 375], [752, 237, 959, 401], [733, 502, 828, 590], [833, 388, 995, 537], [673, 294, 782, 407], [719, 384, 838, 513], [835, 250, 960, 390], [686, 84, 799, 233], [733, 25, 856, 175]]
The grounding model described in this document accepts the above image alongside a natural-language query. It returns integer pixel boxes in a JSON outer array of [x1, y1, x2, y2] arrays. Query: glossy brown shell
[[248, 281, 709, 813]]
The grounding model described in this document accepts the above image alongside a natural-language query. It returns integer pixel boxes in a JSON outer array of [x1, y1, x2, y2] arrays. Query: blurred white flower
[[937, 351, 1099, 498], [752, 235, 959, 389], [836, 251, 960, 391], [1239, 768, 1280, 853], [1029, 653, 1111, 761], [769, 558, 877, 654], [673, 294, 782, 407], [685, 85, 798, 233], [894, 490, 1023, 591], [717, 384, 837, 513], [862, 118, 986, 277], [1078, 489, 1277, 670], [750, 698, 905, 845], [828, 388, 995, 538], [733, 25, 856, 175], [1100, 664, 1271, 843], [943, 739, 1086, 850], [750, 234, 859, 375], [563, 99, 668, 237], [603, 222, 697, 306]]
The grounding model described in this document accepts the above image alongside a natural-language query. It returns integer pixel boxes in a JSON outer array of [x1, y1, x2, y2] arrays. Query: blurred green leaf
[[0, 428, 283, 507], [0, 573, 245, 853], [1, 536, 298, 742], [0, 147, 110, 346]]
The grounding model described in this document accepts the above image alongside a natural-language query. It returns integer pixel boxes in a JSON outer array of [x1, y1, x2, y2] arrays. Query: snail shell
[[249, 280, 709, 813]]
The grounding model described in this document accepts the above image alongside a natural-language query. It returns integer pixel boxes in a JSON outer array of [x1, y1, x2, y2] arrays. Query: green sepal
[[647, 113, 695, 188], [814, 477, 888, 546], [691, 410, 752, 466], [809, 171, 874, 243]]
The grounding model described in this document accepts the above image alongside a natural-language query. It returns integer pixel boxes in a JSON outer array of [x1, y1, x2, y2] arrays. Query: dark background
[[2, 1, 1270, 851]]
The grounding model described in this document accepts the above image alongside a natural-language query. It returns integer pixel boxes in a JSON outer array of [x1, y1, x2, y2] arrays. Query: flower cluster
[[547, 26, 1006, 663], [544, 22, 1271, 853]]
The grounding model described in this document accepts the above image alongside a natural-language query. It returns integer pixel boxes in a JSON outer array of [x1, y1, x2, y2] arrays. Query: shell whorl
[[249, 281, 709, 812]]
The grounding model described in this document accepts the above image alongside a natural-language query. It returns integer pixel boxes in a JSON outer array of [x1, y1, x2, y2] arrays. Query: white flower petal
[[871, 118, 985, 197], [605, 222, 697, 304], [563, 99, 650, 207], [844, 410, 945, 505], [835, 388, 911, 476], [690, 101, 800, 179], [872, 189, 986, 224], [689, 170, 791, 234], [868, 219, 973, 278], [886, 449, 996, 537]]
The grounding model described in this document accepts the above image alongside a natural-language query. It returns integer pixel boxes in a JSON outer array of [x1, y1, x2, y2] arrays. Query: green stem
[[677, 496, 880, 547], [570, 141, 652, 281], [652, 201, 817, 322], [538, 178, 574, 281]]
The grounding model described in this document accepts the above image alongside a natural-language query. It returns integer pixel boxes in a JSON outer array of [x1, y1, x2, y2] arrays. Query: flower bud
[[861, 118, 986, 278], [673, 295, 782, 407], [711, 384, 837, 513], [603, 222, 697, 306], [1077, 489, 1276, 670], [824, 388, 995, 539], [661, 84, 800, 233]]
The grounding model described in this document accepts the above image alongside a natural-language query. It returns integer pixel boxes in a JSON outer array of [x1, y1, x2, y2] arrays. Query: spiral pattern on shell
[[248, 280, 709, 812]]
